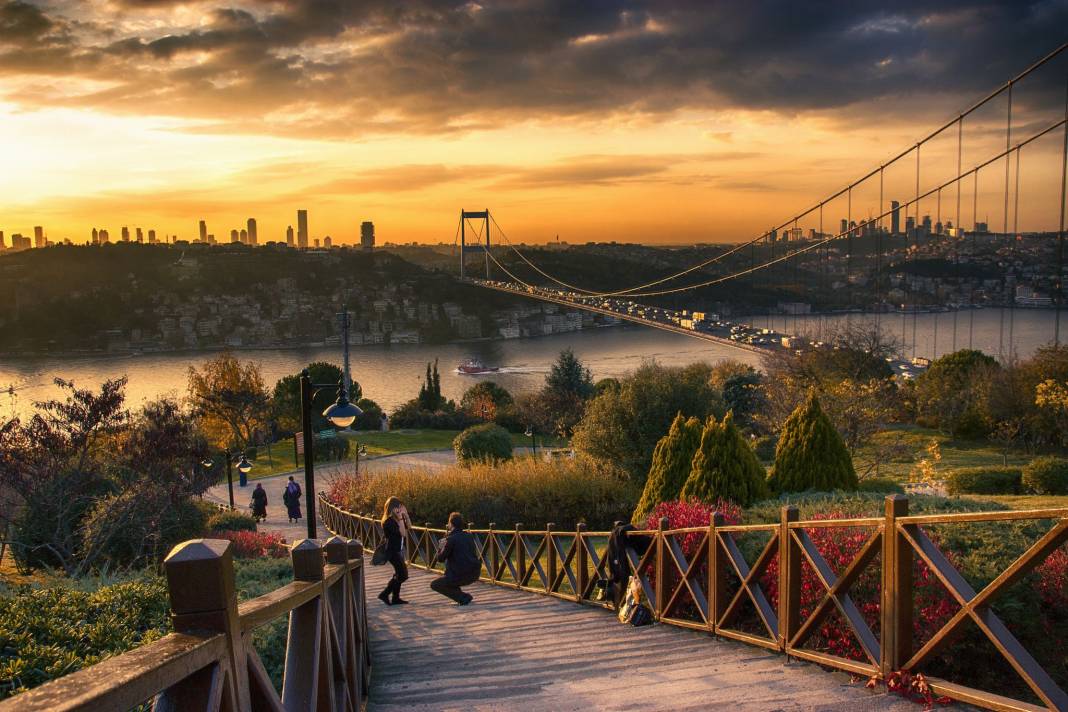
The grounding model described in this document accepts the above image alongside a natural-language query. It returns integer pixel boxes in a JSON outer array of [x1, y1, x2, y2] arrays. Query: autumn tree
[[187, 351, 270, 449], [633, 413, 703, 522]]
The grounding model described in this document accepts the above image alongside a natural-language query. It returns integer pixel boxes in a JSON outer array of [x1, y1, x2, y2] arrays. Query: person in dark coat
[[283, 476, 302, 523], [378, 496, 411, 606], [430, 512, 481, 605], [606, 520, 652, 609], [250, 483, 268, 522]]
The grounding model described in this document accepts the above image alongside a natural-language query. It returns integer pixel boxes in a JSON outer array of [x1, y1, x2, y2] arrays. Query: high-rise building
[[91, 228, 98, 245], [148, 229, 157, 243], [324, 235, 332, 248], [100, 229, 109, 243], [207, 234, 215, 244], [230, 229, 239, 243], [10, 233, 30, 251], [246, 218, 257, 245], [33, 226, 44, 248], [121, 226, 130, 242], [297, 209, 308, 248], [239, 229, 248, 244], [0, 231, 5, 250], [198, 220, 207, 243], [839, 218, 848, 236], [890, 201, 900, 235], [136, 227, 143, 243], [768, 228, 778, 243], [906, 216, 916, 237], [286, 225, 294, 246], [361, 221, 375, 251]]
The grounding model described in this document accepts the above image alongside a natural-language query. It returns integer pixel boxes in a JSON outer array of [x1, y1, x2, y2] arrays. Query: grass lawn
[[961, 494, 1068, 510], [855, 424, 1035, 482]]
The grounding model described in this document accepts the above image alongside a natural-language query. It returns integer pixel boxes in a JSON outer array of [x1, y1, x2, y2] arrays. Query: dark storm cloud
[[0, 0, 1065, 136]]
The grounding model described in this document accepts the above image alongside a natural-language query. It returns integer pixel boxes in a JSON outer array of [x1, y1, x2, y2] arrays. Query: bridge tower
[[460, 209, 491, 280]]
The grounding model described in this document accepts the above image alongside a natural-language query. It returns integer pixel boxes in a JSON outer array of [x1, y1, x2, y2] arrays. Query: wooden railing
[[319, 493, 1068, 712], [0, 535, 369, 712]]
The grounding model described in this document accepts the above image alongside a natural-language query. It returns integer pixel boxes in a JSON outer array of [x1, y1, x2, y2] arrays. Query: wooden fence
[[0, 535, 369, 712], [319, 494, 1068, 712]]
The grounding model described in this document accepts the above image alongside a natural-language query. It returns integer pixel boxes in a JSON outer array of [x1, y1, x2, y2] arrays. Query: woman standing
[[378, 496, 411, 606]]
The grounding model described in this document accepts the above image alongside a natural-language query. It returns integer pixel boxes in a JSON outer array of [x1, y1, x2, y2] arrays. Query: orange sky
[[1, 2, 1066, 246]]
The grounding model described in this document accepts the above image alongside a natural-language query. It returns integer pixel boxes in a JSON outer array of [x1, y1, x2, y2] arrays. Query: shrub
[[1022, 456, 1068, 495], [353, 398, 384, 431], [206, 509, 258, 533], [453, 423, 513, 465], [753, 435, 778, 462], [856, 478, 906, 494], [945, 466, 1023, 495], [768, 393, 857, 493], [390, 398, 474, 430], [633, 413, 703, 522], [327, 456, 637, 530], [681, 412, 768, 506], [313, 435, 351, 463], [213, 530, 288, 559], [79, 492, 209, 571]]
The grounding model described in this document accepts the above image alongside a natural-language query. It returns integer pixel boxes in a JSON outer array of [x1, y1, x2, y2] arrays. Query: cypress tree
[[681, 411, 768, 506], [768, 392, 858, 493], [633, 413, 703, 522]]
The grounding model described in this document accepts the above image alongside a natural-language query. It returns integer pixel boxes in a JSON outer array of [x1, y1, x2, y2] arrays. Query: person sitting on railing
[[378, 496, 411, 606], [430, 512, 481, 606]]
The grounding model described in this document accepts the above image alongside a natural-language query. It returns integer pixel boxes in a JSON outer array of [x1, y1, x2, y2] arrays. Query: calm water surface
[[0, 308, 1059, 420]]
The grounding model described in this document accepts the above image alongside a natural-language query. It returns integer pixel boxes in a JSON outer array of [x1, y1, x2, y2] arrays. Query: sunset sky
[[1, 1, 1066, 246]]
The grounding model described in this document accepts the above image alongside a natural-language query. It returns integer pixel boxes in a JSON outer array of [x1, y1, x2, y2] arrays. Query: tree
[[187, 352, 270, 450], [572, 361, 724, 484], [417, 359, 446, 411], [768, 392, 858, 493], [1035, 378, 1068, 447], [633, 413, 703, 522], [271, 362, 361, 433], [453, 423, 513, 465], [460, 381, 514, 421], [681, 412, 768, 506], [913, 349, 999, 438], [545, 348, 594, 401]]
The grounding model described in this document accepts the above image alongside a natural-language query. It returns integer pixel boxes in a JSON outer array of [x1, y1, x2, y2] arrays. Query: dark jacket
[[382, 517, 405, 554], [607, 522, 651, 585], [252, 487, 267, 505], [434, 528, 480, 583]]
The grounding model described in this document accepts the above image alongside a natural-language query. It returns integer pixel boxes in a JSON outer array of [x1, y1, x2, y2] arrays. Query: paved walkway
[[360, 565, 919, 712]]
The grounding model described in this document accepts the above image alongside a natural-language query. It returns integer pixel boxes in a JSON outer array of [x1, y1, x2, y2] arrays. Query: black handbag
[[371, 540, 389, 566], [630, 603, 653, 627]]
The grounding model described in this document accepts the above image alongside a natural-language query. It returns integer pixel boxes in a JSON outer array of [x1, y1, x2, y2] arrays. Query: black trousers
[[430, 574, 478, 603], [383, 551, 408, 599]]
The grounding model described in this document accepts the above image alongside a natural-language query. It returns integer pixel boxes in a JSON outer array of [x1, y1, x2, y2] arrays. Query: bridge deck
[[363, 564, 919, 711]]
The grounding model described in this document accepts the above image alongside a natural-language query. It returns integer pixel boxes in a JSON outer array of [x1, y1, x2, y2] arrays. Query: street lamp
[[236, 454, 252, 488], [300, 372, 362, 539], [525, 425, 537, 456]]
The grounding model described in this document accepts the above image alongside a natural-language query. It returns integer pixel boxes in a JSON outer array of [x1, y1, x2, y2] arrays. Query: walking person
[[250, 483, 268, 523], [430, 512, 481, 606], [378, 496, 411, 606], [283, 476, 302, 524]]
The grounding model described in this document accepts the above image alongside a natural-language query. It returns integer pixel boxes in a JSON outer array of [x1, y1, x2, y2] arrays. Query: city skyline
[[1, 2, 1067, 246]]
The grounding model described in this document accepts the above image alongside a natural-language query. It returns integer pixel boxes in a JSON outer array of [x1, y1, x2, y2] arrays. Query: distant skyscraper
[[246, 218, 257, 245], [198, 220, 207, 243], [0, 231, 5, 250], [297, 210, 308, 248], [136, 227, 143, 243], [121, 226, 130, 242], [239, 228, 248, 244], [207, 234, 215, 244], [91, 228, 98, 245], [33, 226, 44, 248], [286, 225, 294, 246], [890, 201, 900, 235], [768, 228, 778, 243], [839, 218, 848, 236], [148, 229, 157, 243], [324, 235, 332, 248], [230, 229, 239, 243], [100, 229, 109, 243], [906, 216, 916, 237], [361, 221, 375, 251]]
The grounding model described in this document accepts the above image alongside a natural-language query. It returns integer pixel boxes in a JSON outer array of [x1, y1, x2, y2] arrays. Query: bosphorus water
[[0, 308, 1060, 421]]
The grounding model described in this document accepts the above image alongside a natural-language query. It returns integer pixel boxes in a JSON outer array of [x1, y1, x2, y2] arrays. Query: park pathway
[[359, 564, 919, 711]]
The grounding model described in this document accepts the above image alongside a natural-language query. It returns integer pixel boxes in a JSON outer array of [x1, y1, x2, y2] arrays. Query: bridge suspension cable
[[479, 42, 1066, 300]]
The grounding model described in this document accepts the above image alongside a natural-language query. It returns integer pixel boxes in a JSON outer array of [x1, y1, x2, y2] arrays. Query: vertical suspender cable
[[819, 203, 825, 342], [971, 170, 979, 349], [878, 166, 884, 331], [913, 144, 920, 360], [934, 186, 941, 359], [1010, 146, 1020, 362], [999, 82, 1013, 362], [954, 116, 963, 353], [1057, 77, 1068, 346]]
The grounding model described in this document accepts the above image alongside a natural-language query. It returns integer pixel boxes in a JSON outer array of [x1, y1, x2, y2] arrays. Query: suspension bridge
[[456, 43, 1068, 367]]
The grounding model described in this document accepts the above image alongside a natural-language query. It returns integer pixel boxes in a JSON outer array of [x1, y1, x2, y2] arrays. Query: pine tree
[[633, 413, 703, 522], [768, 392, 858, 493], [681, 411, 768, 506]]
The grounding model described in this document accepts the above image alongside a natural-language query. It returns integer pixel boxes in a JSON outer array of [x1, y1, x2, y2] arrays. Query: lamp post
[[525, 425, 537, 456], [300, 370, 362, 539], [210, 450, 252, 510]]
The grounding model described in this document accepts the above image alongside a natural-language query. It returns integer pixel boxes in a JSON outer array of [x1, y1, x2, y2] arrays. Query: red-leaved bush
[[214, 530, 288, 559]]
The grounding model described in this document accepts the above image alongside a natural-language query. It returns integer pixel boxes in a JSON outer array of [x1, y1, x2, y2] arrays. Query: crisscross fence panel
[[320, 493, 1068, 711], [0, 535, 369, 712]]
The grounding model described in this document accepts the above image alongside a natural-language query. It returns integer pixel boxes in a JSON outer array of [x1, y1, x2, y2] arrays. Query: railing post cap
[[346, 538, 364, 558], [163, 539, 236, 615], [489, 522, 496, 529], [658, 516, 669, 529], [885, 494, 909, 515], [711, 511, 725, 526], [324, 535, 348, 564], [291, 538, 325, 581], [515, 523, 522, 530], [546, 522, 555, 530], [782, 504, 799, 521]]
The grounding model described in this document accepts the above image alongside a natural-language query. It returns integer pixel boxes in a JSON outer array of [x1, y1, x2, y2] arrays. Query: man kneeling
[[431, 512, 480, 605]]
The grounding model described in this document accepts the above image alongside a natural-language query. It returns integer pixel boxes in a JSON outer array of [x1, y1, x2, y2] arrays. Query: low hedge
[[1022, 457, 1068, 495], [856, 477, 906, 494], [945, 466, 1023, 495], [453, 423, 513, 465], [206, 509, 258, 533]]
